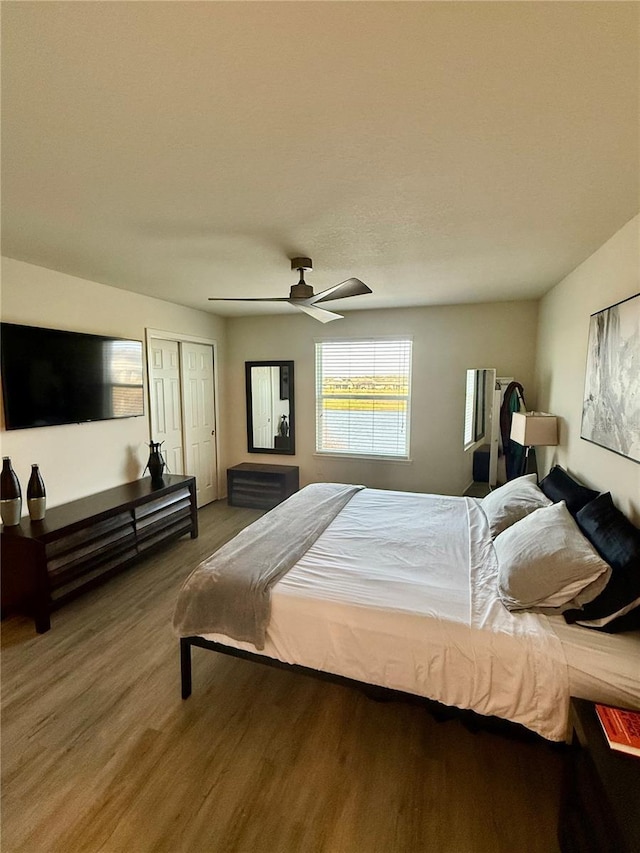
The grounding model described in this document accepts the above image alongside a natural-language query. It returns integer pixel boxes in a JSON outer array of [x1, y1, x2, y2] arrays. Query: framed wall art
[[581, 292, 640, 463]]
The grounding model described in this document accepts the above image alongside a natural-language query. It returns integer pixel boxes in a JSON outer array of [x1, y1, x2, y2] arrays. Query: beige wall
[[15, 229, 634, 516], [534, 215, 640, 524], [0, 257, 227, 507], [226, 301, 539, 496]]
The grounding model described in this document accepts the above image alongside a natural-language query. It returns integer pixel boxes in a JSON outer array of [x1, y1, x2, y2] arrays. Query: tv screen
[[1, 323, 145, 430]]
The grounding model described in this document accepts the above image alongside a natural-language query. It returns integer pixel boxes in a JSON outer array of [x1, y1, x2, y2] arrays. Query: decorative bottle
[[1, 457, 22, 526], [27, 464, 46, 521]]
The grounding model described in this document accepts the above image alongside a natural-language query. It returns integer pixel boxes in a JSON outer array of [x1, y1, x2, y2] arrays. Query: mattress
[[548, 616, 640, 709], [199, 488, 640, 739]]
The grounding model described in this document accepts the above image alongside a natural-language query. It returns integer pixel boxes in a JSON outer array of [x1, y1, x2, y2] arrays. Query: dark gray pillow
[[538, 466, 599, 517], [563, 493, 640, 633]]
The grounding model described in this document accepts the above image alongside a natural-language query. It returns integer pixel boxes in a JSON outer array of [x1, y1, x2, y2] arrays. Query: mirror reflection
[[245, 361, 295, 454]]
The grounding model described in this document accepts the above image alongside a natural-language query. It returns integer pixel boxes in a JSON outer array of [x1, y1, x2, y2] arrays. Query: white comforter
[[203, 488, 570, 741]]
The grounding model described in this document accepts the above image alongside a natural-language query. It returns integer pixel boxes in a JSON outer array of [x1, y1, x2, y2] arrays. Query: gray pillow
[[496, 501, 612, 613], [481, 474, 552, 539]]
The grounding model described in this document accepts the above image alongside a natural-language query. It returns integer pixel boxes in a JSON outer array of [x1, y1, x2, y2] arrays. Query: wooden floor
[[1, 499, 563, 853], [463, 482, 493, 499]]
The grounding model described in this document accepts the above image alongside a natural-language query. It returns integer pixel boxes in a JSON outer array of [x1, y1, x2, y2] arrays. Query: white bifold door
[[148, 337, 218, 508]]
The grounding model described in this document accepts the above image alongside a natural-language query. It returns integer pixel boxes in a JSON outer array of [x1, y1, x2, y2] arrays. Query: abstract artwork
[[581, 293, 640, 463]]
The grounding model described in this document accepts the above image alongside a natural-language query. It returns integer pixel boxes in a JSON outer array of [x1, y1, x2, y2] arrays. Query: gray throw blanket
[[172, 483, 364, 649]]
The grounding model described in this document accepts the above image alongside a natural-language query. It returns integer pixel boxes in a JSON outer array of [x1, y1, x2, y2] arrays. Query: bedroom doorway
[[146, 331, 219, 508]]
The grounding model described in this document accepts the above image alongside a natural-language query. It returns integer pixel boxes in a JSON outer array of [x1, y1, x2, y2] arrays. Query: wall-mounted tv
[[1, 322, 145, 430]]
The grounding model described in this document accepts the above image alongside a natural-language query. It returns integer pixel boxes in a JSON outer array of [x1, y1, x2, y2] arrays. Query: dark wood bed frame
[[179, 636, 549, 742], [180, 636, 414, 702]]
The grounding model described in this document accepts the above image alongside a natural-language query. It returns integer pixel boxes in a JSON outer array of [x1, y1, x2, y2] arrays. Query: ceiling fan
[[208, 257, 372, 323]]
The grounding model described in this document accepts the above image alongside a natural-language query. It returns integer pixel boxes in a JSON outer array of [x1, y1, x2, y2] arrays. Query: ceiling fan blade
[[208, 297, 291, 302], [293, 302, 343, 323], [310, 278, 372, 304]]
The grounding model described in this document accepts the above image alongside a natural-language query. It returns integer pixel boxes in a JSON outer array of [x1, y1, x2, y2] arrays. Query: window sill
[[313, 452, 412, 464], [464, 436, 487, 454]]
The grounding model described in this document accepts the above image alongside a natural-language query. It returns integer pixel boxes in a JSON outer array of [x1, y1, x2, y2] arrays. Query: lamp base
[[521, 446, 538, 479]]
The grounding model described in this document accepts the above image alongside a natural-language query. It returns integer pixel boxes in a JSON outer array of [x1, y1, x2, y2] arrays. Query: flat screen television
[[1, 322, 145, 430]]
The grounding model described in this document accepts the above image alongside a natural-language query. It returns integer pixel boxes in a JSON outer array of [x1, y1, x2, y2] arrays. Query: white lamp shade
[[510, 412, 558, 446]]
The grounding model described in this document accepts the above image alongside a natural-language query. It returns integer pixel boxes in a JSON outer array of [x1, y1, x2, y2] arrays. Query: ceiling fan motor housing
[[289, 282, 314, 299], [290, 257, 314, 298]]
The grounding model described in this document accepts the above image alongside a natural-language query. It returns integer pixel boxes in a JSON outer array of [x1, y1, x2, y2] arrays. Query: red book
[[595, 704, 640, 758]]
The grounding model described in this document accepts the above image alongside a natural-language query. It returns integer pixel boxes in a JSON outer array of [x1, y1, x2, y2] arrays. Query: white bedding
[[197, 488, 638, 741], [548, 617, 640, 709]]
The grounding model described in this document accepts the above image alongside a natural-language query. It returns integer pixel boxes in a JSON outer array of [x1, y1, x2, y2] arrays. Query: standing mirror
[[464, 367, 499, 486], [245, 361, 295, 454]]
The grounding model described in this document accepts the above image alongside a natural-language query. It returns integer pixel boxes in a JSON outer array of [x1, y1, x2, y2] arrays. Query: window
[[315, 338, 412, 458], [464, 368, 486, 449]]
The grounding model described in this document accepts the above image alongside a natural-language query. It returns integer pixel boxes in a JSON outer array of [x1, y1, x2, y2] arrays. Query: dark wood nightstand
[[227, 463, 299, 509], [558, 698, 640, 853]]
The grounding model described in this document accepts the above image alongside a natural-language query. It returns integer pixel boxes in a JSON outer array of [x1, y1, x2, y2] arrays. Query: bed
[[174, 477, 640, 743]]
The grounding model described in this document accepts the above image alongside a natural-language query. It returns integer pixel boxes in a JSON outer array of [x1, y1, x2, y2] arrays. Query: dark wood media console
[[1, 474, 197, 633]]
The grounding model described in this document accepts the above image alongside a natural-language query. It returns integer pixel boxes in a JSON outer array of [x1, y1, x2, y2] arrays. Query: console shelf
[[1, 475, 197, 633]]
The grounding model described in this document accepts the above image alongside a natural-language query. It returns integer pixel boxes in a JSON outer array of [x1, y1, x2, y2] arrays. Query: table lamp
[[510, 412, 558, 478]]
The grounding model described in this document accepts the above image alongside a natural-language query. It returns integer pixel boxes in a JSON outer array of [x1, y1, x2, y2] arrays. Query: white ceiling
[[2, 2, 638, 319]]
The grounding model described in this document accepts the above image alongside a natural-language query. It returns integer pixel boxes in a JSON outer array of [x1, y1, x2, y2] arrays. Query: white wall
[[226, 301, 539, 496], [534, 215, 640, 524], [0, 258, 227, 508]]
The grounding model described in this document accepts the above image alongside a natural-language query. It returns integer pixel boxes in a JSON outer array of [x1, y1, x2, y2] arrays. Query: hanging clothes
[[499, 381, 528, 481]]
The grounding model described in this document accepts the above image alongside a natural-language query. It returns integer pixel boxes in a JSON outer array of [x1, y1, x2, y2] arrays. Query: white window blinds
[[315, 339, 412, 458]]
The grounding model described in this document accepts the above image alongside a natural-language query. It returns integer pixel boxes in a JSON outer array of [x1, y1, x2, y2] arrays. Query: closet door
[[148, 339, 184, 475], [181, 342, 218, 507]]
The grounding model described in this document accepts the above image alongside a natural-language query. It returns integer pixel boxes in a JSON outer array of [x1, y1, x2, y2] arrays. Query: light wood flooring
[[2, 499, 563, 853]]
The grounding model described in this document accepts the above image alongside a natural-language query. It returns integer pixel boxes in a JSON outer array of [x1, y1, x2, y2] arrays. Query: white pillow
[[496, 501, 612, 613], [481, 474, 552, 539]]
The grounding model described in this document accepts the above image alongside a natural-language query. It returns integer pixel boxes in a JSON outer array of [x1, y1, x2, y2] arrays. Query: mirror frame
[[245, 360, 295, 455]]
